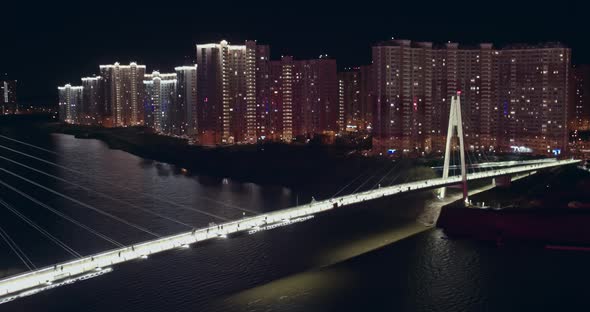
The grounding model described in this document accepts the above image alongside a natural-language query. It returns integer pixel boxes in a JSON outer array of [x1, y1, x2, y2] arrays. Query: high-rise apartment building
[[80, 76, 104, 125], [175, 65, 198, 137], [58, 84, 83, 123], [195, 44, 337, 144], [430, 43, 497, 152], [268, 57, 293, 141], [570, 65, 590, 132], [196, 41, 225, 144], [338, 76, 345, 133], [253, 44, 272, 140], [195, 40, 268, 144], [280, 56, 295, 141], [0, 79, 17, 115], [372, 40, 433, 152], [196, 40, 238, 144], [55, 39, 571, 154], [497, 44, 570, 154], [338, 69, 360, 132], [227, 43, 247, 143], [338, 67, 374, 132], [99, 62, 147, 127], [372, 39, 570, 155], [269, 56, 338, 141], [143, 71, 177, 133], [294, 56, 339, 137]]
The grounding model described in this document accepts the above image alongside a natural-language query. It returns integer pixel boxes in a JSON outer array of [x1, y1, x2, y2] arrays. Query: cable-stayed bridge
[[0, 94, 582, 304]]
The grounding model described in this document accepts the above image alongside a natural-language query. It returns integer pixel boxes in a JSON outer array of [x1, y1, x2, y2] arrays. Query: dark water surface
[[0, 121, 588, 312]]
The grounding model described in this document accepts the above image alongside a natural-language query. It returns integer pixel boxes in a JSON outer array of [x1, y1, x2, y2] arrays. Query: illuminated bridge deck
[[0, 158, 580, 302]]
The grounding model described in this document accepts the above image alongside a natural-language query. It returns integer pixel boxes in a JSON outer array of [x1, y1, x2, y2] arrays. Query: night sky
[[1, 1, 585, 106]]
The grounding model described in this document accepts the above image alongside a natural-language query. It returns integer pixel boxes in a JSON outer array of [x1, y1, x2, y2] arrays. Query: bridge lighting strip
[[248, 215, 315, 235], [0, 215, 318, 304], [0, 268, 113, 305], [0, 159, 580, 302]]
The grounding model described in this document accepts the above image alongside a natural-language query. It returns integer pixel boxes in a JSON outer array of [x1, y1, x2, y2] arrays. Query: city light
[[1, 5, 588, 310]]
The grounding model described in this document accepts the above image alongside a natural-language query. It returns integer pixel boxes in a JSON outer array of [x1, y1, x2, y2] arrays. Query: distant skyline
[[1, 0, 585, 106]]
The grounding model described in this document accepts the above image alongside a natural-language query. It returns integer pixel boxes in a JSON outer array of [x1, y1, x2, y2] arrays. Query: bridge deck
[[0, 159, 580, 301]]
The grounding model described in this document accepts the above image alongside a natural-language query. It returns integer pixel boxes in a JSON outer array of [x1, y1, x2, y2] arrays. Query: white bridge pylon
[[440, 91, 468, 202]]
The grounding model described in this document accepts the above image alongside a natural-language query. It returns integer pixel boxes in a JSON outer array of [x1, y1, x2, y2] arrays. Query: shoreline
[[1, 115, 547, 192], [43, 122, 438, 191]]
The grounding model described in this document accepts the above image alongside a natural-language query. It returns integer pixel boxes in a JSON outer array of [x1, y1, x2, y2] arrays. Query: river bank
[[43, 121, 440, 190], [2, 115, 547, 191]]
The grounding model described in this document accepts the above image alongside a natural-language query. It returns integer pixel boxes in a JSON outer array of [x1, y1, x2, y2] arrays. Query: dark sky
[[1, 0, 586, 106]]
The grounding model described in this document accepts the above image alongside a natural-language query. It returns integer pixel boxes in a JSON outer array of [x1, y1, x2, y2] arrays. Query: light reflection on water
[[2, 125, 588, 312], [0, 128, 444, 312]]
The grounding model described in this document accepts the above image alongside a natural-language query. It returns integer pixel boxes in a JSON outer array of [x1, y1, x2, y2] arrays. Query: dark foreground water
[[0, 120, 589, 312]]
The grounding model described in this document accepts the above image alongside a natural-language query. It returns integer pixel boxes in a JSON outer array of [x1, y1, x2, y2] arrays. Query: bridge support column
[[440, 92, 468, 205]]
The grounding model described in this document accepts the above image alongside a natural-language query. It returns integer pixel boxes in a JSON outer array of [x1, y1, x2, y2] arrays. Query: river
[[0, 119, 589, 312]]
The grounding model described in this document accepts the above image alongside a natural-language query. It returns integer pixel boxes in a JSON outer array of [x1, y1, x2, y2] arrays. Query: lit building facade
[[253, 44, 272, 140], [196, 40, 268, 144], [338, 67, 374, 132], [372, 40, 433, 152], [0, 79, 17, 115], [55, 39, 571, 153], [497, 44, 570, 154], [58, 84, 83, 123], [196, 41, 224, 144], [175, 65, 198, 137], [372, 39, 570, 155], [269, 56, 338, 141], [81, 76, 104, 125], [338, 69, 358, 132], [570, 64, 590, 132], [338, 77, 345, 132], [430, 43, 497, 152], [196, 40, 236, 144], [99, 62, 147, 127], [294, 56, 339, 137], [269, 57, 292, 141], [143, 71, 177, 133]]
